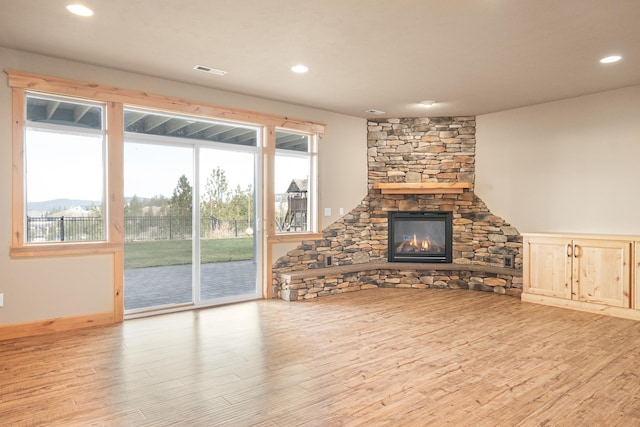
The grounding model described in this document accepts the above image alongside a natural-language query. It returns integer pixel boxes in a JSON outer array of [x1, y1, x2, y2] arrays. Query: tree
[[203, 167, 229, 219], [89, 203, 102, 217], [125, 194, 143, 216], [169, 174, 193, 217], [226, 184, 253, 222], [149, 194, 169, 216]]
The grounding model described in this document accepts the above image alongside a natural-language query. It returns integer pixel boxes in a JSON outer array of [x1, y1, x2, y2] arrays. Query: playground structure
[[281, 178, 308, 231]]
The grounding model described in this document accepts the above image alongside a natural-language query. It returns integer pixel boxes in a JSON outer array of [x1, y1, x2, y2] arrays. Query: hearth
[[388, 211, 452, 263]]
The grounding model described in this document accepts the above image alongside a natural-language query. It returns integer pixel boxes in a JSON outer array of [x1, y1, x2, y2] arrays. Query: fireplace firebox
[[388, 211, 452, 263]]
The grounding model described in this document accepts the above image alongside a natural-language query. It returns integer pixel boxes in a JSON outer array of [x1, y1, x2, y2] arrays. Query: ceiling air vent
[[193, 65, 228, 76], [365, 109, 385, 115]]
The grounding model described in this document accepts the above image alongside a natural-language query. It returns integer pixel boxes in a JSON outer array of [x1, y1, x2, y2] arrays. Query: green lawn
[[124, 237, 253, 269]]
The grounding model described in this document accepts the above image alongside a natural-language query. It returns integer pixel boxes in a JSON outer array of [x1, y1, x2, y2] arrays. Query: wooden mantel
[[373, 182, 472, 194]]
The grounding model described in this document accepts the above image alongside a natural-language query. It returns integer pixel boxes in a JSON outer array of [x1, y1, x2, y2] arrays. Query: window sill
[[10, 242, 122, 258]]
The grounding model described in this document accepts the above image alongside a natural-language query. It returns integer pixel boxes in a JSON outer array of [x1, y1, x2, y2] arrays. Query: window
[[24, 93, 106, 243], [8, 69, 325, 281], [274, 130, 317, 234]]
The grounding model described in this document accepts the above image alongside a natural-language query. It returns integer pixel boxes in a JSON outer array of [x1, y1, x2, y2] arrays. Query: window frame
[[7, 69, 325, 258], [273, 129, 318, 236], [23, 92, 109, 244], [9, 87, 122, 257]]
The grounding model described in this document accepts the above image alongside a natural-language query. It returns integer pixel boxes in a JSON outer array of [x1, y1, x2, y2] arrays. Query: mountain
[[27, 198, 101, 213], [27, 197, 151, 216]]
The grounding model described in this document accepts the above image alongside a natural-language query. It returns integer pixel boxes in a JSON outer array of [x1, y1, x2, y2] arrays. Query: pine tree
[[169, 174, 193, 217], [203, 167, 228, 219]]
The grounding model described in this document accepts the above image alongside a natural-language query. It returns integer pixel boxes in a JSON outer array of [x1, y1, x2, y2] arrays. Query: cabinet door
[[523, 236, 572, 298], [572, 239, 631, 308]]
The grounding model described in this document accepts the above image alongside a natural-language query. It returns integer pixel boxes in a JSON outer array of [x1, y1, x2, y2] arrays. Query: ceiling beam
[[144, 115, 171, 132], [277, 134, 308, 150], [165, 118, 190, 134], [46, 101, 60, 120], [124, 112, 146, 128], [204, 127, 250, 141], [185, 122, 215, 136], [73, 105, 91, 123], [202, 125, 231, 138], [234, 132, 258, 144]]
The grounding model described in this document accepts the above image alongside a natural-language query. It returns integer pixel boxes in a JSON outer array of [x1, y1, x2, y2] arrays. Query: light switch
[[339, 208, 344, 215], [0, 293, 4, 307], [324, 207, 332, 216]]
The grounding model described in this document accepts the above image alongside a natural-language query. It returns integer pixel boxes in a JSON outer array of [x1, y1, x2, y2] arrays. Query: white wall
[[0, 47, 367, 326], [476, 85, 640, 235]]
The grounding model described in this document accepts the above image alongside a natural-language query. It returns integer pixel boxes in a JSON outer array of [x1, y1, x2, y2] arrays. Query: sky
[[26, 129, 104, 202], [26, 129, 310, 203], [125, 142, 256, 199]]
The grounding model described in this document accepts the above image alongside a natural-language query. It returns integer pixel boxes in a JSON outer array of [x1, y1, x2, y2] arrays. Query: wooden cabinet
[[524, 235, 572, 299], [523, 233, 632, 310], [573, 238, 631, 307]]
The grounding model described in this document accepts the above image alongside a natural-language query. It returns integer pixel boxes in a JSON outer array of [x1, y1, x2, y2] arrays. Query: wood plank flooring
[[2, 288, 640, 426]]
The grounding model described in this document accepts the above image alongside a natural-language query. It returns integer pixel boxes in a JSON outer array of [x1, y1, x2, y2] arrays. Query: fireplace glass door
[[388, 211, 452, 263]]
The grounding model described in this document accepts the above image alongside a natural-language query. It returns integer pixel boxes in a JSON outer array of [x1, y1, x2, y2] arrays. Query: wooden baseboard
[[0, 311, 115, 340], [521, 292, 640, 321]]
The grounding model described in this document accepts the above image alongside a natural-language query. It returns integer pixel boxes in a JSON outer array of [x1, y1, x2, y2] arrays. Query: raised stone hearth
[[272, 116, 523, 300], [279, 262, 522, 301]]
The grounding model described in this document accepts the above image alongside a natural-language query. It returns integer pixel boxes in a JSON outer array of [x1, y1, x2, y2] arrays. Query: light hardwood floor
[[2, 288, 640, 426]]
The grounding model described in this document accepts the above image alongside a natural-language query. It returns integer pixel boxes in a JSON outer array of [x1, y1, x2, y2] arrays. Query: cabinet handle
[[574, 244, 579, 258], [567, 244, 572, 257]]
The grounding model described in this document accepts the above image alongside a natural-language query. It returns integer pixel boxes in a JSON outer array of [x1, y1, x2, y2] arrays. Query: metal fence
[[27, 216, 104, 242], [26, 216, 254, 243]]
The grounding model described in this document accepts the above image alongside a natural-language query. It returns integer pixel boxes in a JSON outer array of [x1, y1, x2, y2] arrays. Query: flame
[[422, 239, 430, 250], [412, 234, 418, 246]]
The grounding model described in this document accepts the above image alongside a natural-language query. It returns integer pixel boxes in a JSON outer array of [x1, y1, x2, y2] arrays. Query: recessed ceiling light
[[600, 55, 622, 64], [66, 4, 94, 16], [291, 64, 309, 74], [420, 100, 436, 107], [365, 109, 385, 115], [193, 65, 228, 76]]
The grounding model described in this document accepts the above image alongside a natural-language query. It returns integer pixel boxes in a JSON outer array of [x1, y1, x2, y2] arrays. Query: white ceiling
[[1, 0, 639, 118]]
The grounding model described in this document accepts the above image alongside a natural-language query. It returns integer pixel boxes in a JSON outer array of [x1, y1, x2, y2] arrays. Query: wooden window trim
[[6, 69, 325, 254], [5, 69, 326, 134], [10, 86, 25, 249], [273, 131, 319, 236], [12, 90, 112, 255], [10, 242, 122, 258], [6, 69, 326, 305]]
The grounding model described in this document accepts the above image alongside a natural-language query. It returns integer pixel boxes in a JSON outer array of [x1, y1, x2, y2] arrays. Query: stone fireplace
[[387, 211, 452, 263], [272, 116, 523, 299]]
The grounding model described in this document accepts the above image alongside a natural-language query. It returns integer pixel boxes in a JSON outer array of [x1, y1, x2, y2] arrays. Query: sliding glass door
[[123, 142, 194, 311], [122, 108, 261, 316], [198, 148, 257, 301]]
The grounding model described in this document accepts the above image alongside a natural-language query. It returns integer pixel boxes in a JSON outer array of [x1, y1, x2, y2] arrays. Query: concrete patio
[[124, 260, 257, 311]]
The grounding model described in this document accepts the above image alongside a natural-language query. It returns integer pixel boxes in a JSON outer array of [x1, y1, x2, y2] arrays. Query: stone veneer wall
[[272, 116, 523, 298]]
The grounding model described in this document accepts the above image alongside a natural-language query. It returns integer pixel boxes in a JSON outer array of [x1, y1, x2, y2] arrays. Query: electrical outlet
[[504, 255, 513, 268], [325, 256, 332, 267]]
